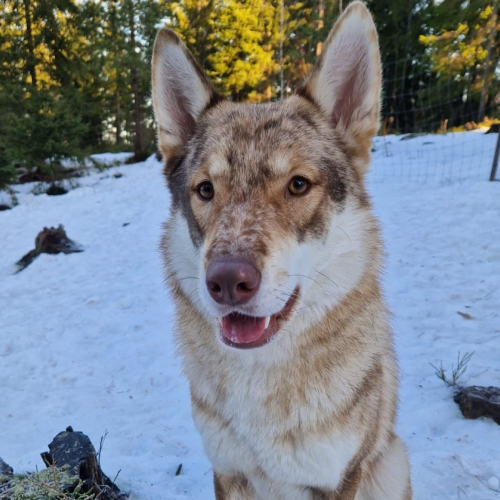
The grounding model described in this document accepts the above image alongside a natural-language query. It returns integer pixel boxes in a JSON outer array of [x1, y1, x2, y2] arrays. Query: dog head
[[153, 2, 382, 352]]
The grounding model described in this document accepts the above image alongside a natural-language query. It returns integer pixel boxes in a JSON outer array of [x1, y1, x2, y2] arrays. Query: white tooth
[[264, 316, 271, 329]]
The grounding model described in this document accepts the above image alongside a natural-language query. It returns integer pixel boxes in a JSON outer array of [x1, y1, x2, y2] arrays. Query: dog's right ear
[[152, 28, 222, 169]]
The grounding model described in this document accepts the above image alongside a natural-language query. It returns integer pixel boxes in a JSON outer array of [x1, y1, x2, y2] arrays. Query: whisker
[[336, 225, 352, 244], [272, 288, 315, 311], [288, 273, 326, 291], [314, 270, 339, 288]]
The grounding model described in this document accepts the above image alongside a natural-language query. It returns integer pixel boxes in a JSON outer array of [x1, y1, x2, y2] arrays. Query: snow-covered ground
[[371, 129, 496, 183], [1, 135, 499, 500]]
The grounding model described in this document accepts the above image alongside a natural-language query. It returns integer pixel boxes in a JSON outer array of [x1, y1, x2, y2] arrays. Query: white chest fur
[[190, 356, 361, 497]]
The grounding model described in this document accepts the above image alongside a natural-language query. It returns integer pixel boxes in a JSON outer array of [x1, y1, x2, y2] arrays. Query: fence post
[[490, 130, 500, 181]]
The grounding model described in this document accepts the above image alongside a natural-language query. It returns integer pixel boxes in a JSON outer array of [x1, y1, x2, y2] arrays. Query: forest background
[[1, 0, 499, 188]]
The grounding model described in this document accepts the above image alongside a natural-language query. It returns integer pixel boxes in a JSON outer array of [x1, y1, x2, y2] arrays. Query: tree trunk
[[128, 0, 142, 159], [116, 91, 121, 146], [280, 0, 284, 97], [478, 0, 499, 123], [316, 0, 324, 56], [23, 0, 37, 86]]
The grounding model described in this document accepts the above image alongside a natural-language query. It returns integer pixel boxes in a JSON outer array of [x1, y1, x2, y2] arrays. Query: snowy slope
[[1, 138, 499, 499]]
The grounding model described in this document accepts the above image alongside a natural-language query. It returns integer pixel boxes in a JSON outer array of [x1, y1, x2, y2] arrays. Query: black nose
[[206, 257, 261, 305]]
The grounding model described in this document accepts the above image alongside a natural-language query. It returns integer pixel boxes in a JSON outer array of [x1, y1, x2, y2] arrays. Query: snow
[[1, 132, 500, 499], [90, 152, 135, 166], [57, 152, 134, 169], [370, 130, 497, 183]]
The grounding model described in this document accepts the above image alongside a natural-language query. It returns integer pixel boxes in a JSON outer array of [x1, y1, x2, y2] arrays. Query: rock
[[454, 386, 500, 425], [485, 123, 500, 134], [46, 183, 68, 196]]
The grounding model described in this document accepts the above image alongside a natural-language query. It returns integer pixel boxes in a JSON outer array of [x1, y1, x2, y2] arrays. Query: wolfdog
[[152, 2, 412, 498]]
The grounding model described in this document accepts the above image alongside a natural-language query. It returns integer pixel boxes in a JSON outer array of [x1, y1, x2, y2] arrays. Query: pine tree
[[95, 0, 161, 158], [420, 0, 500, 124], [366, 0, 434, 133], [280, 0, 340, 96], [163, 0, 218, 69], [207, 0, 279, 101], [0, 0, 96, 178]]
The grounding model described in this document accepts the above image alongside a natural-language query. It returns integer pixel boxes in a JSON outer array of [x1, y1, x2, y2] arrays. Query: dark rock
[[0, 204, 11, 211], [454, 386, 500, 425], [485, 123, 500, 134], [46, 183, 68, 196]]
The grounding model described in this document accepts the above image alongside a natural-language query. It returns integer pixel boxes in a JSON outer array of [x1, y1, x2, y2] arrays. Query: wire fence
[[369, 131, 497, 183], [368, 56, 499, 183]]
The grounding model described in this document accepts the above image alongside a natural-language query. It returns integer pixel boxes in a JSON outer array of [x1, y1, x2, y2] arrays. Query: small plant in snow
[[5, 465, 92, 500], [430, 351, 475, 387]]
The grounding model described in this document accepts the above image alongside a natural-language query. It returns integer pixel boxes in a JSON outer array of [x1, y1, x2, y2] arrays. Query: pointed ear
[[152, 28, 222, 169], [298, 1, 381, 175]]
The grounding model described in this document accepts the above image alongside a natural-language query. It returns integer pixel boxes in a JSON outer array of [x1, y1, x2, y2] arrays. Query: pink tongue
[[221, 314, 266, 344]]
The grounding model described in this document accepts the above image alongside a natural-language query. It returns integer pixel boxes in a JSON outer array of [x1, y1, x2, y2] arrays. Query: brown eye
[[288, 176, 311, 196], [197, 181, 214, 200]]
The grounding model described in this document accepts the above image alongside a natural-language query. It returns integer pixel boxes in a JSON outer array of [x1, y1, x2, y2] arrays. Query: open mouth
[[219, 288, 299, 349]]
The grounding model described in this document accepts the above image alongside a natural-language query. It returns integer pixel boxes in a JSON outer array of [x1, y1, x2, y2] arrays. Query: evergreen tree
[[207, 0, 279, 101], [162, 0, 217, 69], [0, 0, 90, 178], [367, 0, 434, 133], [281, 0, 340, 96], [0, 0, 498, 187], [420, 0, 500, 124], [0, 85, 88, 178]]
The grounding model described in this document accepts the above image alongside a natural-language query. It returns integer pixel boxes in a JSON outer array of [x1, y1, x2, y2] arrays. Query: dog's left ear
[[299, 1, 381, 175], [152, 28, 222, 169]]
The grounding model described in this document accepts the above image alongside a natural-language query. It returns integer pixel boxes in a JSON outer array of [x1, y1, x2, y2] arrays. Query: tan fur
[[152, 2, 412, 499]]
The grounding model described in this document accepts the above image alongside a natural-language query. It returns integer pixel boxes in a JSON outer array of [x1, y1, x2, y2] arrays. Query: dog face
[[153, 2, 381, 352]]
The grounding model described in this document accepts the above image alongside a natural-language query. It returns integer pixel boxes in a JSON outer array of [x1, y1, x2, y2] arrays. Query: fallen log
[[15, 225, 83, 272], [454, 386, 500, 425]]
